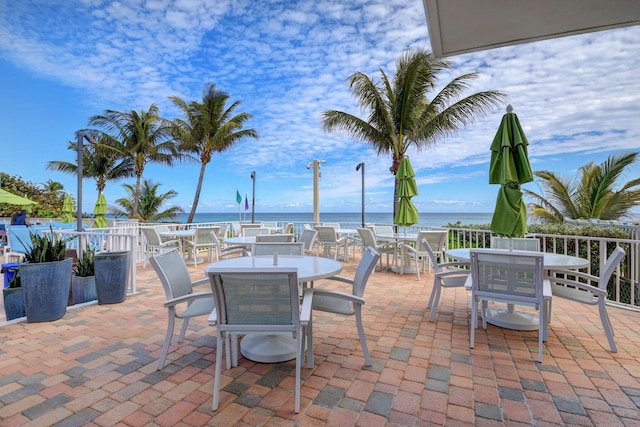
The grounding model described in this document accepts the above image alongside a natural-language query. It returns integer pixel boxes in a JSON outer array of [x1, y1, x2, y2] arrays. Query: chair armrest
[[436, 269, 470, 279], [163, 291, 213, 308], [551, 276, 606, 297], [551, 269, 599, 284], [312, 288, 365, 306], [207, 308, 217, 326], [320, 275, 354, 285], [300, 289, 314, 325], [439, 261, 469, 269], [192, 277, 209, 288]]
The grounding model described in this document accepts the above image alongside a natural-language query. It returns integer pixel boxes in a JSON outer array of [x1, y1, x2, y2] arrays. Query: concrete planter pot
[[71, 275, 97, 305], [2, 287, 25, 321], [94, 251, 130, 304], [20, 258, 73, 322]]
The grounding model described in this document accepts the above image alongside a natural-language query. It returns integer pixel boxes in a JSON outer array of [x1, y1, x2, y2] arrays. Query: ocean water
[[173, 212, 494, 227]]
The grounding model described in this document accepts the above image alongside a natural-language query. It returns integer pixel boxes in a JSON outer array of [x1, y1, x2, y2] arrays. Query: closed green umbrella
[[93, 194, 108, 228], [489, 105, 533, 237], [61, 194, 75, 223], [394, 157, 419, 227]]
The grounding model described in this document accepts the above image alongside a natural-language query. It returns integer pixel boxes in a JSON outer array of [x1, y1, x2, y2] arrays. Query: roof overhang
[[423, 0, 640, 57]]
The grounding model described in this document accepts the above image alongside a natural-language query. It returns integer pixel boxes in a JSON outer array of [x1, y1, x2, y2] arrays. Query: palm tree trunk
[[133, 174, 141, 219], [187, 162, 207, 223]]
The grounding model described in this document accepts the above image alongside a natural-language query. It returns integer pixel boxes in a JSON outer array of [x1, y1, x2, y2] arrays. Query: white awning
[[423, 0, 640, 57]]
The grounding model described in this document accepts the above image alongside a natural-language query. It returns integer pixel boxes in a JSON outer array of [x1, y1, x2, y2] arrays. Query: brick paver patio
[[1, 250, 640, 426]]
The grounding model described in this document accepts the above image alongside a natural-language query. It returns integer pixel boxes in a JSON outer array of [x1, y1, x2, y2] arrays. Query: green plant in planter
[[16, 226, 76, 322], [73, 246, 95, 277]]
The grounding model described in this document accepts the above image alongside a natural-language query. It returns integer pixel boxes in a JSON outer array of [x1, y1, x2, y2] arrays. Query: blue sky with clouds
[[1, 0, 638, 217]]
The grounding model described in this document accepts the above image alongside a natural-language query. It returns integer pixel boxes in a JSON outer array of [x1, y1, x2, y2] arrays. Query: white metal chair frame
[[357, 228, 394, 270], [469, 249, 551, 362], [207, 267, 313, 413], [403, 230, 448, 279], [242, 227, 270, 237], [4, 225, 31, 263], [314, 225, 349, 260], [251, 242, 305, 256], [549, 247, 625, 352], [298, 229, 318, 255], [140, 227, 181, 267], [255, 233, 294, 242], [311, 246, 380, 366], [183, 227, 218, 267], [491, 236, 540, 251], [422, 238, 470, 322], [210, 232, 247, 260], [149, 249, 219, 370]]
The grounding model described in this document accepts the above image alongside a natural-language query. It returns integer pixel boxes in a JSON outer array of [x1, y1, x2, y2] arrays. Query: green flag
[[236, 189, 242, 204]]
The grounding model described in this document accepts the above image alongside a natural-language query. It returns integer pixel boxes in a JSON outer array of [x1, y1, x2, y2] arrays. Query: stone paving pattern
[[1, 249, 640, 426]]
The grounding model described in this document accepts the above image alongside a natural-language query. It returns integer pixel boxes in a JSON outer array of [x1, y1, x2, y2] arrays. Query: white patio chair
[[140, 227, 180, 267], [550, 247, 625, 352], [210, 232, 247, 261], [314, 225, 348, 260], [298, 229, 318, 255], [149, 249, 223, 370], [207, 267, 313, 413], [251, 242, 305, 256], [183, 227, 218, 267], [357, 228, 394, 270], [401, 230, 448, 280], [242, 227, 269, 237], [491, 236, 540, 251], [312, 246, 380, 366], [255, 233, 294, 242], [469, 249, 550, 362], [5, 225, 31, 263], [422, 238, 470, 322]]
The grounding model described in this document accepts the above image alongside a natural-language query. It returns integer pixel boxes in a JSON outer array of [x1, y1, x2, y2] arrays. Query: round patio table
[[446, 248, 589, 331], [205, 255, 342, 363]]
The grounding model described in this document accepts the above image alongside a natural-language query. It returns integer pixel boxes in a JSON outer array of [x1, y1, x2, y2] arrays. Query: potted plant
[[94, 250, 131, 304], [18, 227, 74, 322], [71, 245, 97, 304], [2, 267, 25, 321]]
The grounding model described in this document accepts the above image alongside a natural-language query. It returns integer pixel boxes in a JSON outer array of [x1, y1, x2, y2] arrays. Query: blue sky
[[1, 0, 638, 217]]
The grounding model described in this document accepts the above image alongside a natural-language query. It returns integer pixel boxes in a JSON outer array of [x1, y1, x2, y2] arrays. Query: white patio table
[[223, 235, 256, 249], [446, 248, 589, 331], [205, 255, 342, 363]]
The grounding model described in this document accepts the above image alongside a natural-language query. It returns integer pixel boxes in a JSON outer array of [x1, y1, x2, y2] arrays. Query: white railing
[[447, 226, 640, 310]]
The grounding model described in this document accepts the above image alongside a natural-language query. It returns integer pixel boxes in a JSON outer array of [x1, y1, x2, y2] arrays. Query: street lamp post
[[250, 171, 256, 224], [356, 162, 365, 227], [306, 160, 326, 225], [76, 132, 84, 232]]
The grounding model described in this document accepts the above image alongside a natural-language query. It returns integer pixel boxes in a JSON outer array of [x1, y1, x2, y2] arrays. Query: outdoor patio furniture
[[550, 247, 626, 352], [149, 249, 220, 371], [4, 225, 31, 263], [183, 227, 218, 267], [210, 232, 247, 261], [469, 249, 550, 362], [255, 233, 294, 242], [311, 246, 380, 366], [357, 228, 394, 270], [401, 230, 448, 280], [140, 227, 180, 267], [242, 227, 269, 237], [297, 229, 318, 255], [207, 267, 313, 413], [314, 225, 349, 260], [491, 236, 540, 251], [251, 242, 305, 256], [423, 238, 470, 322]]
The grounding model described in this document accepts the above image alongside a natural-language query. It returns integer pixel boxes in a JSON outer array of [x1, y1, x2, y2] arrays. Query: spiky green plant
[[17, 226, 75, 263], [73, 245, 95, 277]]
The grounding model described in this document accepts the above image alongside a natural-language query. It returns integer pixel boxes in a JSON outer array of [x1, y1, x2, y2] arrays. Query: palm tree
[[42, 179, 64, 193], [322, 48, 507, 218], [111, 179, 184, 222], [46, 131, 133, 196], [525, 152, 640, 223], [169, 84, 258, 223], [88, 104, 177, 218]]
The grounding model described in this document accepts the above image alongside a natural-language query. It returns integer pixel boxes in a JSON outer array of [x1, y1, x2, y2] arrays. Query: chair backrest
[[352, 246, 381, 297], [260, 221, 278, 229], [243, 228, 269, 237], [371, 225, 394, 236], [251, 242, 305, 256], [420, 238, 441, 272], [217, 223, 229, 238], [283, 223, 294, 235], [323, 222, 341, 230], [141, 227, 162, 246], [230, 221, 241, 236], [241, 223, 261, 231], [470, 249, 544, 304], [491, 237, 540, 251], [298, 229, 318, 252], [418, 230, 448, 253], [193, 227, 216, 244], [256, 233, 294, 242], [315, 226, 338, 243], [598, 247, 626, 290], [357, 228, 377, 247], [7, 225, 32, 254], [208, 268, 300, 330], [149, 249, 194, 300]]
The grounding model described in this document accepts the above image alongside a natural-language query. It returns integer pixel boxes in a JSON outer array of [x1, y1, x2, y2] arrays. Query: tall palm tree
[[46, 131, 133, 196], [89, 104, 177, 218], [169, 84, 258, 223], [322, 48, 506, 218], [111, 179, 184, 222], [525, 152, 640, 223], [42, 179, 64, 193]]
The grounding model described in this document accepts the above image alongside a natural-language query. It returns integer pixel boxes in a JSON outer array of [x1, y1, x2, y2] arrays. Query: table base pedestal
[[485, 307, 539, 331], [240, 334, 297, 363]]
